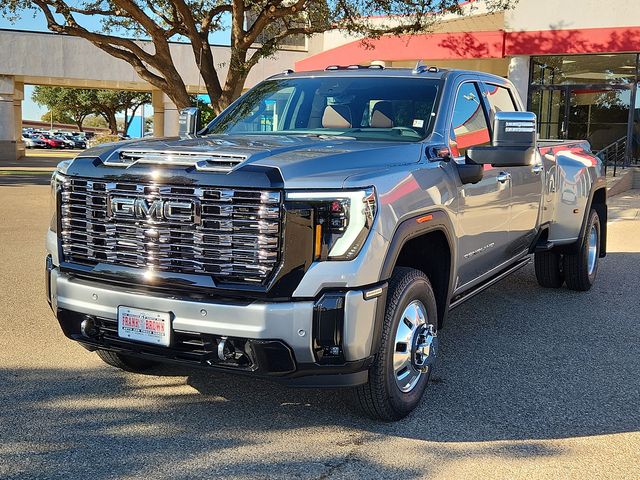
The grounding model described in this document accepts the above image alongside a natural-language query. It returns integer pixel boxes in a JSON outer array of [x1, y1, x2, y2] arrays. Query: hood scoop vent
[[104, 149, 247, 172]]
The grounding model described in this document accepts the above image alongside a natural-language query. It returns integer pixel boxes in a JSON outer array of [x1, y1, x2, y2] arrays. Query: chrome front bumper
[[49, 267, 379, 365]]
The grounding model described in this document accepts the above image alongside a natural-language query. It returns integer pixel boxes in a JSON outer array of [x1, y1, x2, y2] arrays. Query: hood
[[77, 134, 424, 188]]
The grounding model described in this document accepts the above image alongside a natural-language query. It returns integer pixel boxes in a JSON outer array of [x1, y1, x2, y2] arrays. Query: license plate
[[118, 306, 171, 346]]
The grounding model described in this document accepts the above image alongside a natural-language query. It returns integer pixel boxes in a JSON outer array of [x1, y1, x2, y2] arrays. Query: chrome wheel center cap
[[413, 324, 438, 373]]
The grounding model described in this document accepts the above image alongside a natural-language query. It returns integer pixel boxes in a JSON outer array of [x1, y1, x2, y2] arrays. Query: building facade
[[299, 0, 640, 160]]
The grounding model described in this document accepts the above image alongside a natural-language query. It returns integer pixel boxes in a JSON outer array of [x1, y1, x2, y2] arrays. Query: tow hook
[[413, 324, 437, 373], [217, 336, 235, 361]]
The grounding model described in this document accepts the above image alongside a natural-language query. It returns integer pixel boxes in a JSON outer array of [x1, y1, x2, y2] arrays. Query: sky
[[0, 7, 231, 121]]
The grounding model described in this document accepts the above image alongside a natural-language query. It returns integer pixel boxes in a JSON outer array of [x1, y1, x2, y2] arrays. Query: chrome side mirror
[[178, 107, 201, 138]]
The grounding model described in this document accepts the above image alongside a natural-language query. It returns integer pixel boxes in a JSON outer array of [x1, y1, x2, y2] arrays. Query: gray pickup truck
[[46, 66, 607, 420]]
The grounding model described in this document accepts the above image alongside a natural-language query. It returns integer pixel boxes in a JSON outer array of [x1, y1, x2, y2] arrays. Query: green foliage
[[40, 110, 74, 126], [89, 134, 122, 146], [32, 86, 150, 133], [83, 115, 109, 129]]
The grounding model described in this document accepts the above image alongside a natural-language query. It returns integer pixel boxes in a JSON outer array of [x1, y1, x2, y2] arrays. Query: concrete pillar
[[163, 93, 179, 137], [152, 90, 164, 138], [0, 75, 18, 161], [507, 56, 531, 108], [151, 91, 179, 137], [14, 81, 24, 159]]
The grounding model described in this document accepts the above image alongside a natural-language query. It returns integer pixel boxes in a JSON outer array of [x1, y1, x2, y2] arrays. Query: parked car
[[22, 134, 47, 149], [38, 134, 64, 149], [46, 67, 607, 421], [60, 135, 87, 149]]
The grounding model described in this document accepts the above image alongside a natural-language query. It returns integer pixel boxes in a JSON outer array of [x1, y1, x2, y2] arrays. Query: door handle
[[532, 164, 544, 175], [497, 172, 511, 184]]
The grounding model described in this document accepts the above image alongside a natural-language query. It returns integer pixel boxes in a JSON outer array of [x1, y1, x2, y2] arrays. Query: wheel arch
[[379, 210, 456, 329]]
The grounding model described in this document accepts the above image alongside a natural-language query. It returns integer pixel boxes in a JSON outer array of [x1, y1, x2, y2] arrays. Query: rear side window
[[449, 82, 491, 158], [484, 84, 518, 124]]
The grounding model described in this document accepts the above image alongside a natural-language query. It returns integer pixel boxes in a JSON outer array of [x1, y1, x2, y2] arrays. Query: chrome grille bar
[[103, 149, 247, 172], [60, 178, 282, 285]]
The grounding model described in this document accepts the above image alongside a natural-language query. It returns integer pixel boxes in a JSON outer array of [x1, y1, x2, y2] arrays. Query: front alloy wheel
[[355, 267, 438, 421]]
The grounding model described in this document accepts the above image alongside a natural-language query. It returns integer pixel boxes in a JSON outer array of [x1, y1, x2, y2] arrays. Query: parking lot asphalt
[[1, 181, 638, 480]]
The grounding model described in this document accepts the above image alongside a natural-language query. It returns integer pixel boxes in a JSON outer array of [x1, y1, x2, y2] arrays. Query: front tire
[[355, 267, 438, 421], [564, 209, 601, 291], [96, 350, 158, 373]]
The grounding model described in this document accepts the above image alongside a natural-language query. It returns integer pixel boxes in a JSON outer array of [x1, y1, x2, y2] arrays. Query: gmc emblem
[[108, 197, 196, 222]]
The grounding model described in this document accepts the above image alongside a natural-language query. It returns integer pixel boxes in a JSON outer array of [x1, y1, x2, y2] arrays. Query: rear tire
[[96, 350, 158, 373], [564, 209, 601, 291], [534, 250, 564, 288], [354, 267, 438, 421]]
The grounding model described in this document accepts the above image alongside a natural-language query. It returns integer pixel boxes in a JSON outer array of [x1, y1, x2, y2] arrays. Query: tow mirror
[[178, 107, 201, 138], [466, 111, 537, 167]]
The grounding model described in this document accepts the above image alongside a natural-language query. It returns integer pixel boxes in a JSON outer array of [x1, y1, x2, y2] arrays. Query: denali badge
[[108, 197, 195, 222]]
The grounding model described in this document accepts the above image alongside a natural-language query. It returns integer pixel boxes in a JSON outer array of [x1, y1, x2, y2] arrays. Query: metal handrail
[[596, 136, 628, 177]]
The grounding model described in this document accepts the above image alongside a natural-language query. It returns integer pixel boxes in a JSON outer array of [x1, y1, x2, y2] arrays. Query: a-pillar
[[507, 56, 531, 108], [0, 75, 23, 161], [151, 90, 179, 138]]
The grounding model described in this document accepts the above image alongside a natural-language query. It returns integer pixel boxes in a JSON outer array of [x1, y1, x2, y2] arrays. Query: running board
[[449, 257, 531, 310]]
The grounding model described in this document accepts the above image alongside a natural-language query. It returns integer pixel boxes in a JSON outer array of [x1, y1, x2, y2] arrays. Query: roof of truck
[[268, 66, 508, 84]]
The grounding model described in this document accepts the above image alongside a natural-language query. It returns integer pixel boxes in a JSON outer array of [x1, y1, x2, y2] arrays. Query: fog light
[[80, 317, 97, 337]]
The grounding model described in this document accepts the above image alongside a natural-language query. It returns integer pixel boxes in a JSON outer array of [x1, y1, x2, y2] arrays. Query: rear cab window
[[483, 83, 519, 124]]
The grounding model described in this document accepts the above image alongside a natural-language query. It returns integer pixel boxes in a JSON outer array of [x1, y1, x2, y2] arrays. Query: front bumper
[[47, 264, 383, 387]]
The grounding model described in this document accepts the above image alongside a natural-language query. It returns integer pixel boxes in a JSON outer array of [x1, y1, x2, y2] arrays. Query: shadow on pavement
[[0, 172, 52, 186], [1, 254, 638, 478]]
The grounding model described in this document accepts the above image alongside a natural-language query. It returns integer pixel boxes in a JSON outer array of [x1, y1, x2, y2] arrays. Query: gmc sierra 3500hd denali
[[46, 66, 607, 421]]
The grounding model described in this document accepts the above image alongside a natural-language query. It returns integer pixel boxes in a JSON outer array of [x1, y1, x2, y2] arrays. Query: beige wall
[[505, 0, 640, 31], [0, 30, 306, 92]]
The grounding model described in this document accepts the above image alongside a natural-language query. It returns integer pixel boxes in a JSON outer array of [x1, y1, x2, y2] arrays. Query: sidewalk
[[608, 189, 640, 221]]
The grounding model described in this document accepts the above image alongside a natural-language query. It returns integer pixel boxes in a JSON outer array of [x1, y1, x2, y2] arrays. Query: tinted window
[[206, 77, 440, 142], [449, 82, 490, 157]]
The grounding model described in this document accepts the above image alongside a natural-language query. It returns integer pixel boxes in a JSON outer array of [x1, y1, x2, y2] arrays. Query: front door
[[449, 81, 512, 290], [482, 82, 543, 254]]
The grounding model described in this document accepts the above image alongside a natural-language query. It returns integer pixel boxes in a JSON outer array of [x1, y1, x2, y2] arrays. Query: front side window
[[449, 82, 490, 157], [206, 77, 440, 142]]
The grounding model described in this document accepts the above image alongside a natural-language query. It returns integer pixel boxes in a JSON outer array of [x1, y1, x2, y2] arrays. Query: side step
[[449, 257, 531, 309]]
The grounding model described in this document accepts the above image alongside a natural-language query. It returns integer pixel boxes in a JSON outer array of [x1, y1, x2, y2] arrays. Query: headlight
[[49, 160, 72, 233], [286, 188, 377, 261]]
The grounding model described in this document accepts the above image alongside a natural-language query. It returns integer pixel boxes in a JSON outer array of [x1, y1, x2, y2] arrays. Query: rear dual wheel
[[534, 209, 601, 291], [355, 267, 438, 421]]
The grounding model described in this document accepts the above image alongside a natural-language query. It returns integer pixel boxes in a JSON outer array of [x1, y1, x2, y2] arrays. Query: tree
[[120, 91, 152, 134], [4, 1, 516, 115], [83, 114, 109, 129], [41, 110, 74, 126], [32, 86, 95, 131], [85, 89, 150, 134]]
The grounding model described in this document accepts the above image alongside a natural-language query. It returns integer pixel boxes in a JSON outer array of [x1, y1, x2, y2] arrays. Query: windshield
[[205, 77, 440, 142]]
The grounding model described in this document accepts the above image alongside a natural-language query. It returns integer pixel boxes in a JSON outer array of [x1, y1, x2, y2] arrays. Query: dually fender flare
[[569, 177, 608, 257]]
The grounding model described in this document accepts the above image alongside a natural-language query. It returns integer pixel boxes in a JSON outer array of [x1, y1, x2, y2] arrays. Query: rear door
[[482, 82, 543, 253], [449, 81, 512, 290]]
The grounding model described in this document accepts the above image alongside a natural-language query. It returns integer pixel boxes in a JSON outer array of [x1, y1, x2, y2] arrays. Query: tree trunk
[[123, 110, 129, 137], [104, 111, 118, 135]]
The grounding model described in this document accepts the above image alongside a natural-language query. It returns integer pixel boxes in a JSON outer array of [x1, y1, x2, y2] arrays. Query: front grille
[[60, 178, 282, 285]]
